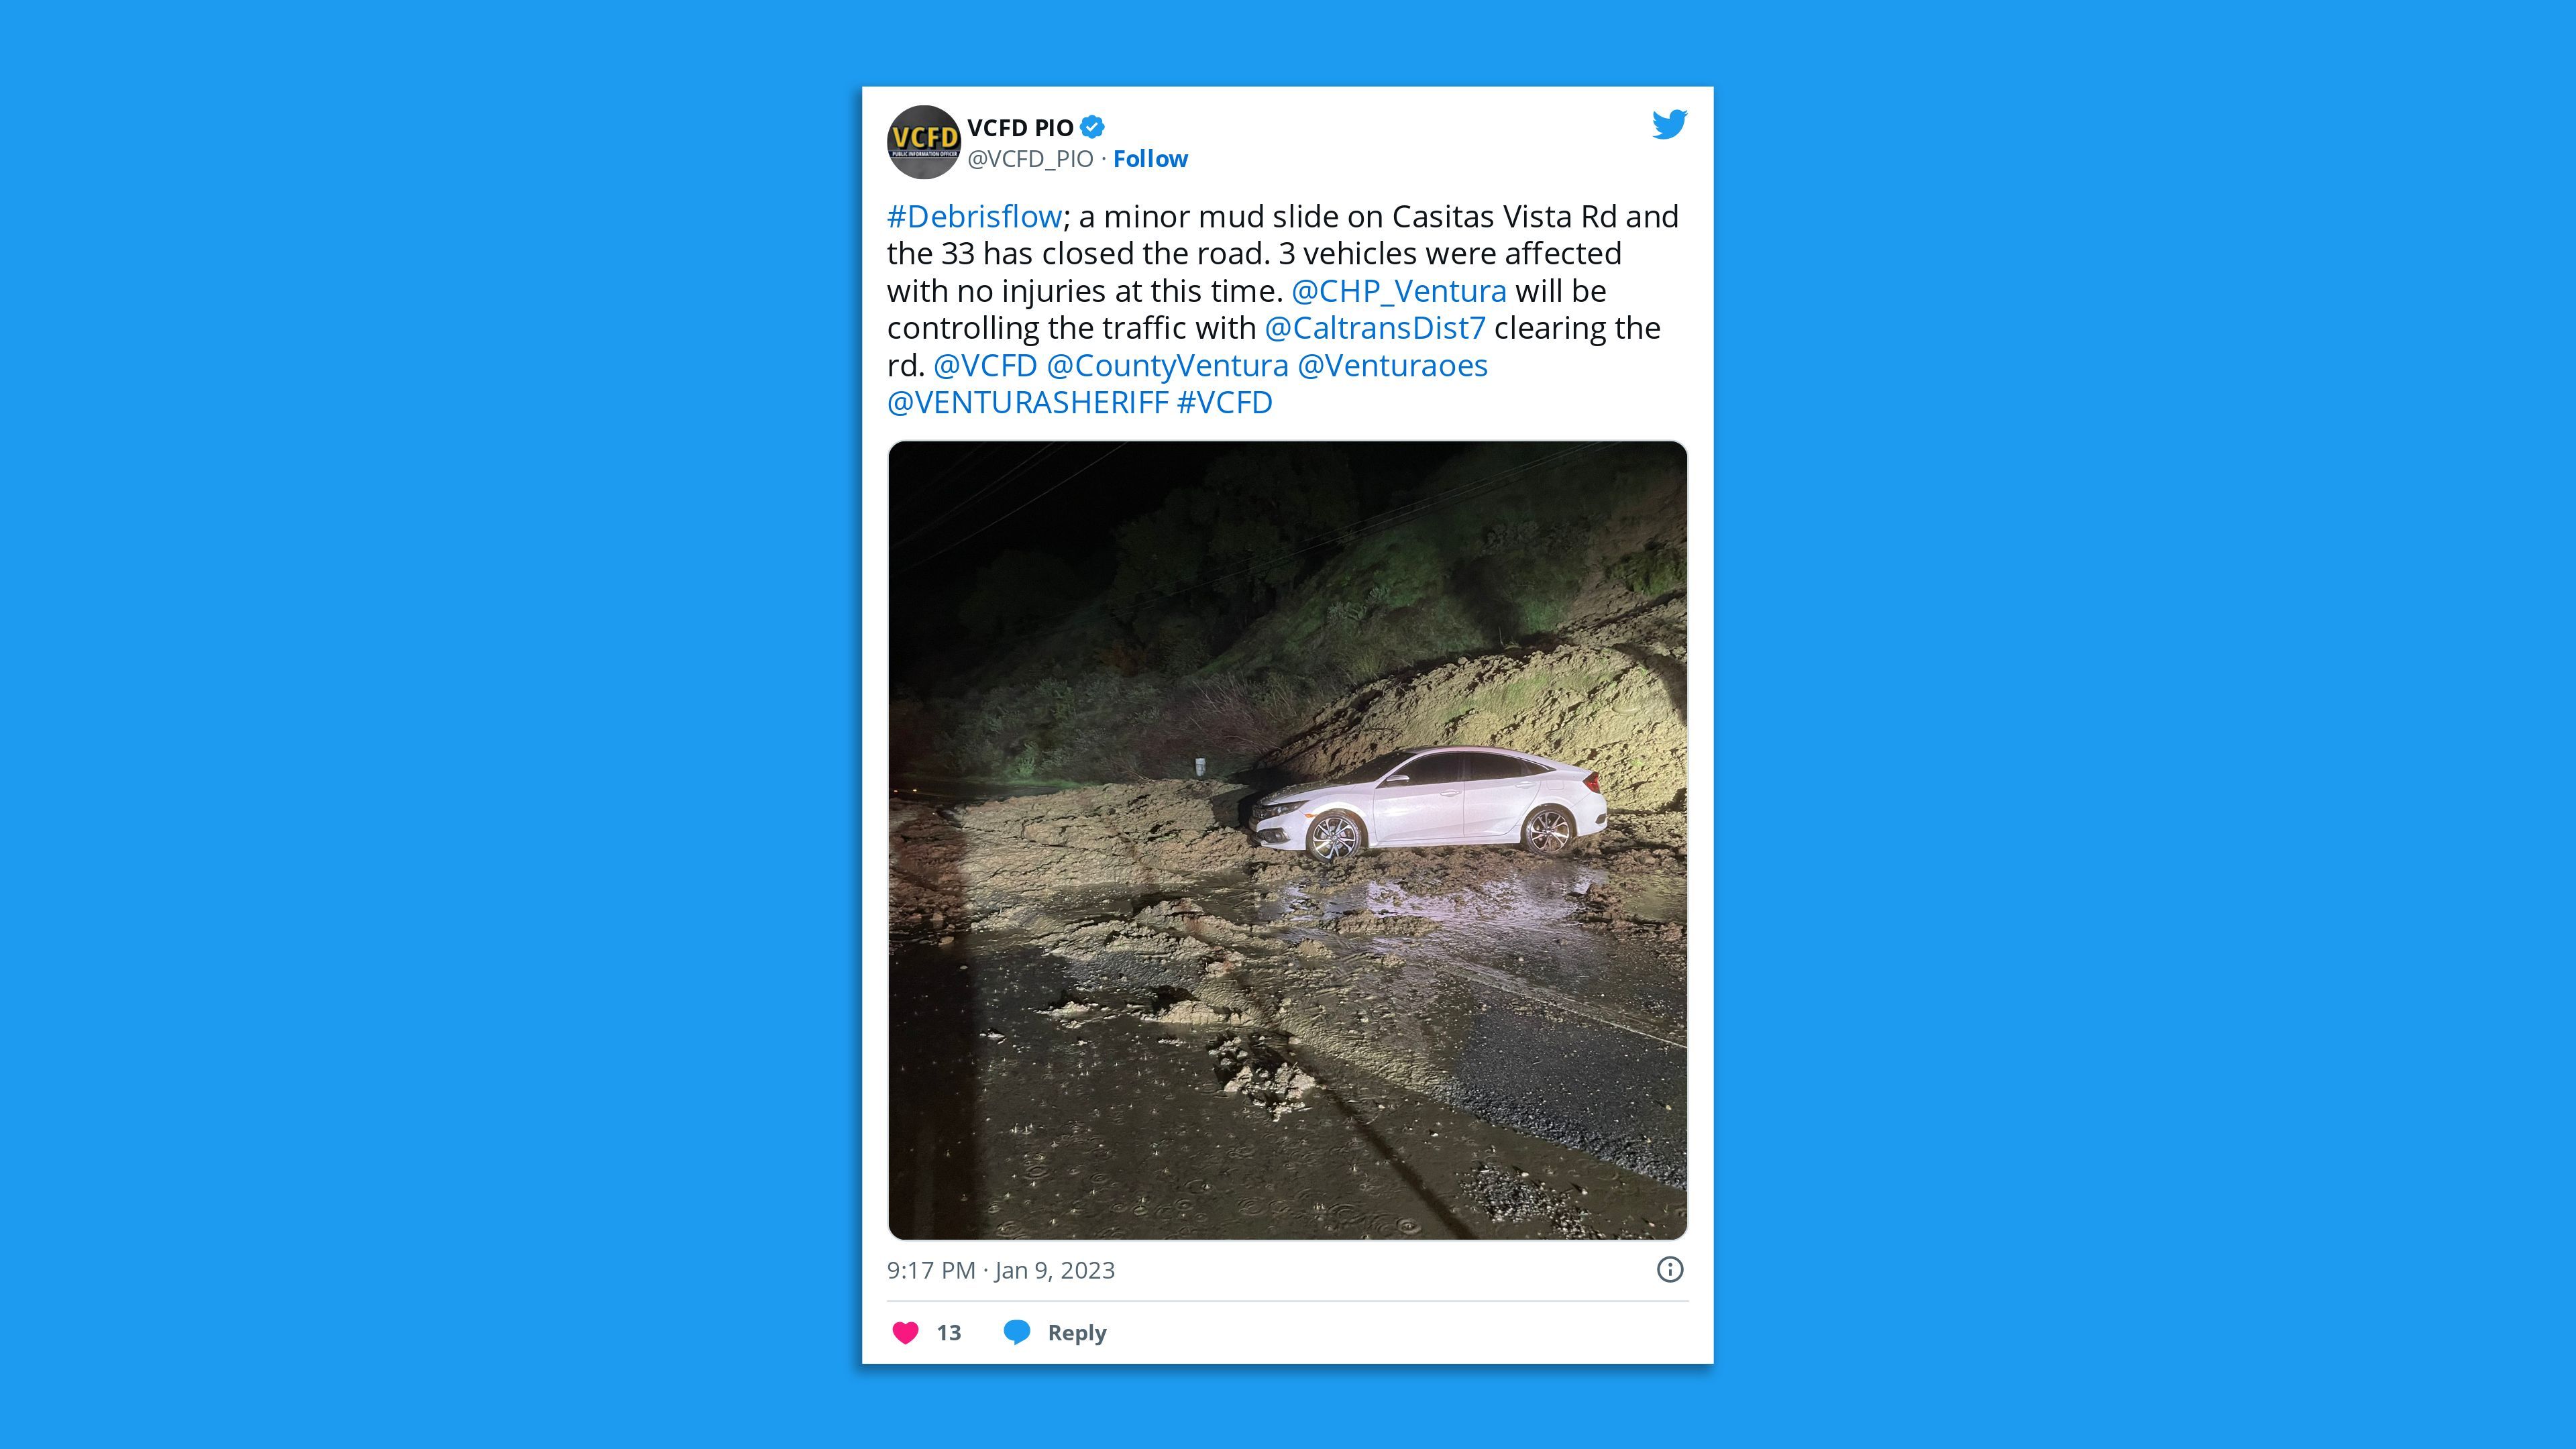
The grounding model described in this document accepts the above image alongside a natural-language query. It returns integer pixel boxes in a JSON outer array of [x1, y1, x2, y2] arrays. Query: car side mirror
[[1379, 774, 1409, 787]]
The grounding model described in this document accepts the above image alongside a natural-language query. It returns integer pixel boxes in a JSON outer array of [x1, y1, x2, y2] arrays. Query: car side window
[[1459, 752, 1519, 781], [1385, 752, 1460, 786], [1514, 757, 1551, 777], [1375, 755, 1427, 787]]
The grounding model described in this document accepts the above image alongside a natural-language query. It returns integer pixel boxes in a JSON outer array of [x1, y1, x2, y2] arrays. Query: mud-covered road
[[888, 781, 1689, 1240]]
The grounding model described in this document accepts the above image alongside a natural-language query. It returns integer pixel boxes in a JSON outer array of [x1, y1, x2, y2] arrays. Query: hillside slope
[[1260, 595, 1686, 813], [896, 442, 1688, 788]]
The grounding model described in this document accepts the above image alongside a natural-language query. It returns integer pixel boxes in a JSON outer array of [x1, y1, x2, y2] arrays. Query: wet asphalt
[[889, 836, 1689, 1240]]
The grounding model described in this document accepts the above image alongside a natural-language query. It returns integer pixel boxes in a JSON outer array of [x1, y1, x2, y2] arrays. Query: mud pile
[[890, 781, 1258, 934], [1259, 596, 1687, 812]]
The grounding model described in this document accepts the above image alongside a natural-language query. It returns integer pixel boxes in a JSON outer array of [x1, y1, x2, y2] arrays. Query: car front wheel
[[1307, 810, 1366, 862]]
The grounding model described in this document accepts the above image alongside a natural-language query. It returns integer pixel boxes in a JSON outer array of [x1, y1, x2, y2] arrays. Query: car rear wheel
[[1307, 810, 1366, 861], [1521, 805, 1574, 854]]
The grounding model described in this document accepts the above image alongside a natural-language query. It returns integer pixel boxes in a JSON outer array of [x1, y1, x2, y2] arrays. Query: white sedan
[[1248, 746, 1608, 861]]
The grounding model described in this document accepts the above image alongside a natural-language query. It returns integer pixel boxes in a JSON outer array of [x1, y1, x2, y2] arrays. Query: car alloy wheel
[[1309, 813, 1362, 861], [1523, 806, 1573, 854]]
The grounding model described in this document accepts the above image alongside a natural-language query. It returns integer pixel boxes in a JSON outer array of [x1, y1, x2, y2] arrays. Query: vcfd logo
[[890, 121, 957, 149], [885, 103, 963, 179]]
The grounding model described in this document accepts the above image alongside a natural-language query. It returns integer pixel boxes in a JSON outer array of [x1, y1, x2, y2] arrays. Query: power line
[[890, 440, 994, 504], [896, 442, 1130, 573], [890, 442, 1067, 550]]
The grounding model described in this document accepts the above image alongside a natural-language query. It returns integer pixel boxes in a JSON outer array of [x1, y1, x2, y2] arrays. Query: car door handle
[[1440, 790, 1460, 796]]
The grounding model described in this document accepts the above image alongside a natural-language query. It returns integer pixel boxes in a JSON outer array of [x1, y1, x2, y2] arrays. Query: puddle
[[1613, 878, 1688, 925], [1258, 857, 1687, 1034]]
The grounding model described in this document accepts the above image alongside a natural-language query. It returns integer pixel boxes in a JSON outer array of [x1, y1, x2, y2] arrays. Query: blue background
[[5, 3, 2569, 1442]]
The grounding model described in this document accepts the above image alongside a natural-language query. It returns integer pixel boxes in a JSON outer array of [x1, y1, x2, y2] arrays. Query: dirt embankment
[[1258, 594, 1687, 814], [890, 782, 1258, 936]]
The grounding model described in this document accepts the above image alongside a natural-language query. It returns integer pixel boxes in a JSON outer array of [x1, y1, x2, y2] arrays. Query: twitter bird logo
[[1652, 109, 1687, 140]]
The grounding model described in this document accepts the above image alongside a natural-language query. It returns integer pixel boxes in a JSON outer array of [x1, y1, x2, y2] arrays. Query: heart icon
[[891, 1322, 919, 1345]]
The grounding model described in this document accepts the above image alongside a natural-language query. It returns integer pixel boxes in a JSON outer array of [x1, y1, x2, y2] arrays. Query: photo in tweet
[[888, 441, 1687, 1240]]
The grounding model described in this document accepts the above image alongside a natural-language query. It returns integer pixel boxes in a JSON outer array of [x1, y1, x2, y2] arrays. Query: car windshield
[[1322, 749, 1420, 786]]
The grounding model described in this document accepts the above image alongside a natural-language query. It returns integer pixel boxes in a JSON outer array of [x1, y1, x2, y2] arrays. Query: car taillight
[[1582, 771, 1601, 793]]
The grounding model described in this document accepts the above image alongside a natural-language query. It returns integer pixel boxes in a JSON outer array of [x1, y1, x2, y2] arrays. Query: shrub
[[1609, 544, 1686, 598]]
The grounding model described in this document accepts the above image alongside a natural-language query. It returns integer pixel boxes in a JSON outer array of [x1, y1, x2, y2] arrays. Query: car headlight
[[1256, 799, 1305, 820]]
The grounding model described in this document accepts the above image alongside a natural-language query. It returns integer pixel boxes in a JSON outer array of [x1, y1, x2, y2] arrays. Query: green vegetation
[[1608, 543, 1686, 599]]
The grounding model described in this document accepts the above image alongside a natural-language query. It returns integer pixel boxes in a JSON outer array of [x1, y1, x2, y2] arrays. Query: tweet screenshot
[[861, 87, 1712, 1364]]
